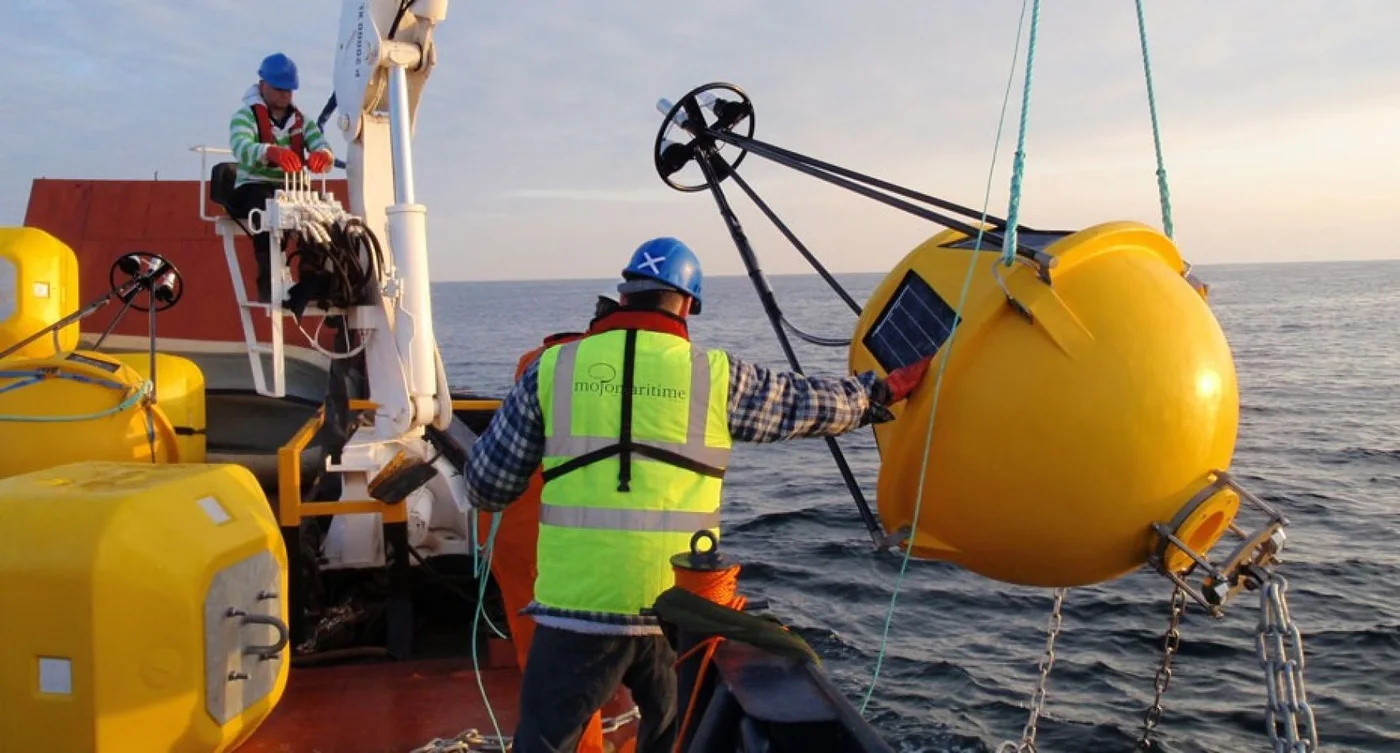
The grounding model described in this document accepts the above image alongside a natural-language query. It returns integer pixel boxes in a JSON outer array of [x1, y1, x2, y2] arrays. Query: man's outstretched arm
[[464, 360, 547, 512], [725, 355, 929, 443]]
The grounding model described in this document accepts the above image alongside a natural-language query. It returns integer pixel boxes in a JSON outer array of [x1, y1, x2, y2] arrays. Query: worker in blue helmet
[[225, 52, 337, 303], [615, 236, 705, 315], [462, 236, 936, 753]]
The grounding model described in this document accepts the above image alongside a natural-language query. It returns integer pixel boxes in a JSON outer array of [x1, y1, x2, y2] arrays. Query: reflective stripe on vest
[[531, 328, 732, 615], [537, 505, 721, 532], [252, 103, 305, 158]]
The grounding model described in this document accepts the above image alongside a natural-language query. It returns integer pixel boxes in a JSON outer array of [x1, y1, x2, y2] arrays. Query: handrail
[[348, 398, 504, 412], [190, 145, 232, 223], [275, 398, 503, 527], [276, 406, 407, 525], [189, 143, 331, 224]]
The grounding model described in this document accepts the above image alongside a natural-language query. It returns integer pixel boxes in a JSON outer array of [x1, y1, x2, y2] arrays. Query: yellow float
[[0, 225, 206, 479], [0, 349, 207, 479], [0, 461, 289, 752], [0, 226, 81, 360], [849, 221, 1241, 587]]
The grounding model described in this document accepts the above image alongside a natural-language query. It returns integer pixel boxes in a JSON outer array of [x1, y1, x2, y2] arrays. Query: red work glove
[[265, 146, 303, 173], [880, 355, 933, 404], [307, 150, 333, 173]]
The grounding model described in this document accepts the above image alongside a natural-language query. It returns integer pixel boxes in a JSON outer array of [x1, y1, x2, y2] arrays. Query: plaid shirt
[[463, 348, 894, 633]]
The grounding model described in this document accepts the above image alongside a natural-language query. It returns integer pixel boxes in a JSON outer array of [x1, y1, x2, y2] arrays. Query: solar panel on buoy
[[861, 270, 960, 374]]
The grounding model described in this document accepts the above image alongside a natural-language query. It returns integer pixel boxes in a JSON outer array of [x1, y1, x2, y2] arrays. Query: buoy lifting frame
[[650, 83, 1319, 753]]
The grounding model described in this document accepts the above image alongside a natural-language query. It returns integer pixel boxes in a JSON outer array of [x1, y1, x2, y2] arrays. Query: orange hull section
[[23, 177, 345, 351]]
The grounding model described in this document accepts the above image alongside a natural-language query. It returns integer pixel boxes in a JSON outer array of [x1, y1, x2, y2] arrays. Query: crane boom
[[314, 0, 467, 570], [331, 0, 451, 438]]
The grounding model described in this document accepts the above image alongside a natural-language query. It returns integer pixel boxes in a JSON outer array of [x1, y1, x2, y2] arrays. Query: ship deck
[[241, 656, 524, 753]]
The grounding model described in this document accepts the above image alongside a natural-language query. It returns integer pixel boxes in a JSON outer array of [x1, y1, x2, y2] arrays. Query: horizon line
[[432, 255, 1400, 285]]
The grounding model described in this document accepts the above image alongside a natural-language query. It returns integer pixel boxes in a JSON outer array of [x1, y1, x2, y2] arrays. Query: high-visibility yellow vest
[[533, 328, 732, 615]]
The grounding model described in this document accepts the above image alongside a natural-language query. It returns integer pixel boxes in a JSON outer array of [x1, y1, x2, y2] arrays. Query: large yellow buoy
[[0, 349, 207, 479], [0, 461, 289, 752], [0, 227, 81, 360], [850, 221, 1240, 587]]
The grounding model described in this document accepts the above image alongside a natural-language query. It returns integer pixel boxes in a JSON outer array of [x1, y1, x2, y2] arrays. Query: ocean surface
[[434, 259, 1400, 753]]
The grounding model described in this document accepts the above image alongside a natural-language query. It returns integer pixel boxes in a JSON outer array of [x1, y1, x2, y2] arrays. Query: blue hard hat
[[258, 53, 299, 91], [617, 237, 704, 315]]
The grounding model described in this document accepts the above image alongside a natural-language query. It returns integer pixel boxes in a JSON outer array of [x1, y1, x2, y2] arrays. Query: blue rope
[[0, 370, 129, 391], [0, 379, 151, 422], [860, 0, 1032, 715], [0, 376, 41, 396], [1000, 0, 1042, 266], [473, 519, 509, 641], [470, 511, 508, 747], [1134, 0, 1175, 239]]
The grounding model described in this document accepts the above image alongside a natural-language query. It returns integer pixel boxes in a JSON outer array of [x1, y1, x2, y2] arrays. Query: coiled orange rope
[[673, 562, 746, 611], [671, 561, 745, 752]]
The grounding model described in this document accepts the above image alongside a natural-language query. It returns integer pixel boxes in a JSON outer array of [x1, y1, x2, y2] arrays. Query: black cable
[[728, 170, 862, 316]]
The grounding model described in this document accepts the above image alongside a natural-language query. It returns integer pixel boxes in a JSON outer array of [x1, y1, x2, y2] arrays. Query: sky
[[2, 0, 1397, 282]]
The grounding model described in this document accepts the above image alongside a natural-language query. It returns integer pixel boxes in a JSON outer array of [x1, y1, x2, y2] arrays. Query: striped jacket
[[228, 84, 334, 187]]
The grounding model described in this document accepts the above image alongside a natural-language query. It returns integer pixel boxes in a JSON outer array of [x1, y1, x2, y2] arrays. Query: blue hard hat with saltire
[[617, 237, 704, 314]]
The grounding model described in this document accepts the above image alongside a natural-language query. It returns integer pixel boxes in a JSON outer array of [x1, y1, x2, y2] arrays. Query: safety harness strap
[[542, 333, 729, 487]]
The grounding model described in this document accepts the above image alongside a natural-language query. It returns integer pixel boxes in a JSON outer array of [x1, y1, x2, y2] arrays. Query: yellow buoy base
[[0, 461, 288, 752], [851, 221, 1241, 588], [0, 349, 207, 479]]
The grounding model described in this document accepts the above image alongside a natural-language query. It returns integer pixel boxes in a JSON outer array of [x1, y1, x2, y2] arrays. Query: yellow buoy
[[0, 461, 289, 752], [850, 221, 1240, 587], [0, 227, 81, 360], [0, 350, 196, 479], [108, 351, 210, 464]]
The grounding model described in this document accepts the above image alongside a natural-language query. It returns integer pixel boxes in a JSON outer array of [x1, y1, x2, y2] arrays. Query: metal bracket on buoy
[[1147, 469, 1290, 618], [1146, 471, 1318, 752], [876, 525, 911, 552]]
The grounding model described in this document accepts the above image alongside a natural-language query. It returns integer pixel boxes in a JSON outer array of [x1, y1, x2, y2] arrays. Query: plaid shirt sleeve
[[464, 359, 545, 512], [463, 350, 896, 508], [725, 354, 895, 443]]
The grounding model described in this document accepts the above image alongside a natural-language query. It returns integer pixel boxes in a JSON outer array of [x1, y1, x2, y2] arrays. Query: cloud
[[3, 0, 1397, 280]]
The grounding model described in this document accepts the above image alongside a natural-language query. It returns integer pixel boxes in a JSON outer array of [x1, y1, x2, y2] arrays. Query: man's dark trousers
[[512, 624, 678, 753]]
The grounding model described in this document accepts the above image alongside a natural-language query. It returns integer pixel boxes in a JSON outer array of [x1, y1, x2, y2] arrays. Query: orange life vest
[[250, 102, 305, 159]]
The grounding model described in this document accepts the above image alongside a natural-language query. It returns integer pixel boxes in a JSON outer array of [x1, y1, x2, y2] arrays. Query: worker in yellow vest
[[479, 291, 623, 753], [463, 237, 931, 753]]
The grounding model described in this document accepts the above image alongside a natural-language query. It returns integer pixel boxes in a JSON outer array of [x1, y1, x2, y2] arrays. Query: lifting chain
[[1256, 575, 1319, 752], [409, 707, 641, 753], [1135, 585, 1187, 750], [996, 587, 1068, 753]]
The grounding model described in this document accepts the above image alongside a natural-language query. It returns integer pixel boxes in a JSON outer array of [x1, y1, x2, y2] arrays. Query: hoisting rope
[[1134, 0, 1175, 239], [859, 0, 1033, 714], [469, 512, 509, 749], [1000, 0, 1042, 266]]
